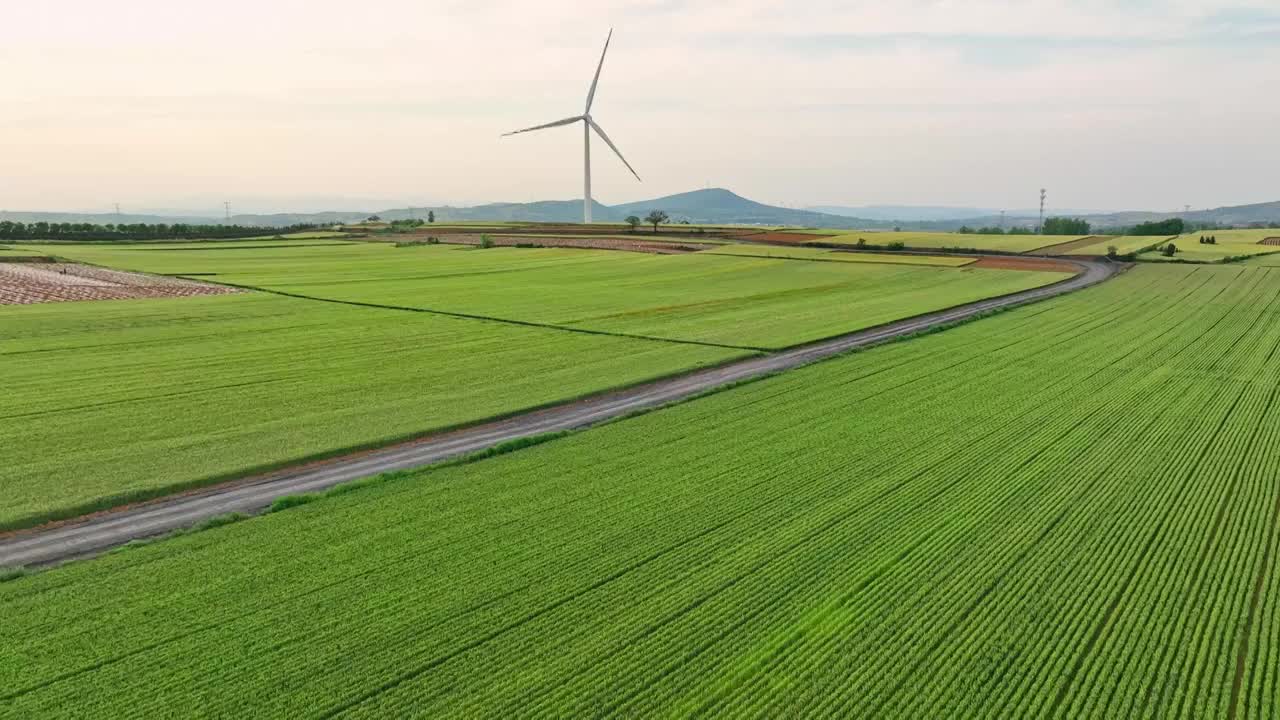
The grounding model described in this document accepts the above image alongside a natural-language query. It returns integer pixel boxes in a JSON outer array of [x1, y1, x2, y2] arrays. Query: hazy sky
[[3, 0, 1278, 213]]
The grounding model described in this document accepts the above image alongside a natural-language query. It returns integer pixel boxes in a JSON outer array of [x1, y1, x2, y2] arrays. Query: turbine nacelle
[[501, 29, 641, 223]]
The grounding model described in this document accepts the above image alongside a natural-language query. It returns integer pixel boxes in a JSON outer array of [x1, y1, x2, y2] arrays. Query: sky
[[2, 0, 1278, 214]]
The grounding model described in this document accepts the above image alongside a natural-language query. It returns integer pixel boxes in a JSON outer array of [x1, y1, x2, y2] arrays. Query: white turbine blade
[[502, 115, 583, 137], [587, 117, 641, 182], [584, 29, 613, 114]]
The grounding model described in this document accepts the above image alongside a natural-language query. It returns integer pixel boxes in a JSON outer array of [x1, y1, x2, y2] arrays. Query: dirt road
[[0, 257, 1120, 569]]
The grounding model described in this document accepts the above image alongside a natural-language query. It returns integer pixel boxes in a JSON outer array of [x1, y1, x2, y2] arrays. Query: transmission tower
[[224, 201, 231, 223], [1037, 189, 1047, 234], [114, 203, 121, 218]]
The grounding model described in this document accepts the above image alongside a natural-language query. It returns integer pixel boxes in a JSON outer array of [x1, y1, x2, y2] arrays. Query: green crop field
[[1138, 230, 1280, 263], [819, 231, 1074, 254], [33, 242, 1068, 349], [0, 293, 741, 531], [703, 244, 976, 266], [4, 264, 1279, 718], [1064, 235, 1170, 256]]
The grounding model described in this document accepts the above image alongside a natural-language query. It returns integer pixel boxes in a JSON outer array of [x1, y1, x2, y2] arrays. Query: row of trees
[[625, 211, 669, 232], [954, 217, 1090, 235], [1129, 218, 1185, 236], [0, 221, 320, 241], [957, 226, 1036, 235]]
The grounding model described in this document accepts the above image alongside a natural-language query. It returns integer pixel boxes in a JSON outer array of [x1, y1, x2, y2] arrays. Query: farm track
[[0, 256, 1121, 569]]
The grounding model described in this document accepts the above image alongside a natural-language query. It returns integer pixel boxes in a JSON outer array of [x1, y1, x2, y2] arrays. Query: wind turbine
[[502, 29, 641, 224]]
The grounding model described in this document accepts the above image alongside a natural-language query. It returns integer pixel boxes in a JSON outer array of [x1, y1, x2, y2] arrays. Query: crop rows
[[0, 292, 740, 530], [4, 264, 1280, 717], [30, 241, 1069, 349]]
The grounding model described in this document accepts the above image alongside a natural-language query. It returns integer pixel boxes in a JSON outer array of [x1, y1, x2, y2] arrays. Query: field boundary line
[[183, 279, 770, 353]]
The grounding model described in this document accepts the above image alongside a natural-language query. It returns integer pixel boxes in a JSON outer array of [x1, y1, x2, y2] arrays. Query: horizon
[[4, 1, 1278, 213]]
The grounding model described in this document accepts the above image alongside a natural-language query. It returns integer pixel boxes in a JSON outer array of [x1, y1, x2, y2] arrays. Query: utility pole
[[1037, 189, 1047, 234]]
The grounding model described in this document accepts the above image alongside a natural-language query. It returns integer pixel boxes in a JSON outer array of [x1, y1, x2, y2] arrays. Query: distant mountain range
[[4, 189, 1278, 230]]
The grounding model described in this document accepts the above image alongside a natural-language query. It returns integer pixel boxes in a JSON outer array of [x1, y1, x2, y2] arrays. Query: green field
[[32, 242, 1068, 349], [820, 231, 1074, 254], [0, 293, 741, 530], [0, 247, 52, 257], [1064, 234, 1170, 256], [5, 264, 1279, 717], [703, 244, 976, 266], [1138, 230, 1280, 263]]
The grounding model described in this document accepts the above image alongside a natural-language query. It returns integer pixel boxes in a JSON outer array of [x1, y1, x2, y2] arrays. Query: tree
[[1162, 243, 1177, 257], [624, 215, 641, 233], [427, 210, 435, 223], [367, 215, 382, 222], [1042, 217, 1091, 235], [1130, 218, 1185, 236], [957, 226, 975, 234], [1106, 245, 1119, 259], [644, 210, 669, 233]]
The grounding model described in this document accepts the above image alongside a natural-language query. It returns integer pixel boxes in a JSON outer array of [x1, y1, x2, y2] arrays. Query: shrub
[[886, 241, 906, 251], [1107, 245, 1119, 259], [1162, 243, 1177, 257], [478, 234, 494, 249]]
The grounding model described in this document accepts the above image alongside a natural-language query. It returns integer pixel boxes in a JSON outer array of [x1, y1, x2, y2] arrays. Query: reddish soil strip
[[968, 256, 1079, 273], [434, 235, 717, 255], [1258, 237, 1280, 246], [0, 263, 241, 305], [1030, 235, 1109, 255]]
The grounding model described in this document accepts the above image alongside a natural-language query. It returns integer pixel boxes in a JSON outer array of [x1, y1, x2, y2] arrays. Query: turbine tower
[[502, 29, 641, 224]]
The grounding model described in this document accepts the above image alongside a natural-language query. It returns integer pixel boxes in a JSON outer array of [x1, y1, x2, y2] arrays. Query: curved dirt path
[[0, 257, 1121, 569]]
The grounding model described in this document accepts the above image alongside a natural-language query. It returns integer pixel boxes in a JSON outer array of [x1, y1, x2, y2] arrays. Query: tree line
[[0, 221, 322, 241]]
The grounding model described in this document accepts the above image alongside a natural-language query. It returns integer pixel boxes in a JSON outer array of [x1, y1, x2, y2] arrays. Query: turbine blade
[[502, 115, 583, 137], [587, 117, 641, 182], [584, 29, 612, 114]]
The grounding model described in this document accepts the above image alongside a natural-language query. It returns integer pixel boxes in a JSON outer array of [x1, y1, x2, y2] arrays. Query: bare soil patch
[[0, 263, 241, 305], [968, 256, 1079, 273]]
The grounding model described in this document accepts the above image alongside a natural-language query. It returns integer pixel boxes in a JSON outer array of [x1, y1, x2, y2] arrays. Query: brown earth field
[[1258, 237, 1280, 246], [0, 263, 241, 305]]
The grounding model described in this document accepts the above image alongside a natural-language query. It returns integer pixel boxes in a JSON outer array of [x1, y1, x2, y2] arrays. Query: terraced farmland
[[5, 264, 1280, 718], [0, 293, 741, 530], [32, 242, 1070, 349]]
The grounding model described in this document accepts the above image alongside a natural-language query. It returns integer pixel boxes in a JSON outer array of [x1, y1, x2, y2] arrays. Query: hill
[[612, 189, 873, 227]]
